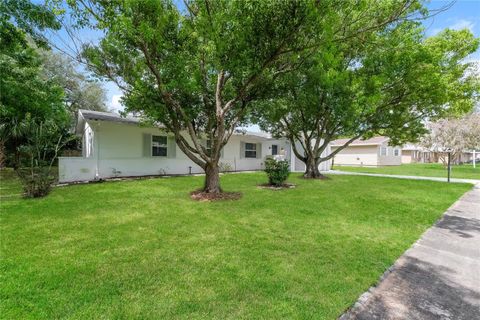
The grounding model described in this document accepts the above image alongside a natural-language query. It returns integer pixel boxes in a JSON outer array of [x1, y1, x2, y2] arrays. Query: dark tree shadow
[[341, 256, 480, 320], [435, 214, 480, 239]]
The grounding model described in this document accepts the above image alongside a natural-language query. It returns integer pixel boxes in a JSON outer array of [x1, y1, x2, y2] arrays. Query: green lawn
[[0, 171, 472, 319], [334, 163, 479, 180]]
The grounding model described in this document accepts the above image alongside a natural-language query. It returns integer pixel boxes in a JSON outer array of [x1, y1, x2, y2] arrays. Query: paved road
[[328, 170, 480, 185], [340, 183, 480, 320]]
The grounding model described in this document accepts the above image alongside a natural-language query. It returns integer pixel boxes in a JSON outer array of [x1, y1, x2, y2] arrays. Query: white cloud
[[109, 94, 124, 112], [428, 19, 476, 36], [449, 19, 475, 32]]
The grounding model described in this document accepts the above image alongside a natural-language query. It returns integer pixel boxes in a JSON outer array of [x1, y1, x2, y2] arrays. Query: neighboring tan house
[[331, 136, 402, 167], [59, 110, 331, 183], [401, 144, 434, 164], [401, 144, 477, 165]]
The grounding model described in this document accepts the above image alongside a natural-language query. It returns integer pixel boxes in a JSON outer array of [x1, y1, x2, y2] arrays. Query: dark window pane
[[245, 150, 256, 158], [152, 135, 167, 144], [152, 146, 167, 156], [272, 145, 278, 155]]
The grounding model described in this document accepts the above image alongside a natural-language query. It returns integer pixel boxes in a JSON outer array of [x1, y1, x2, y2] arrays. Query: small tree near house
[[16, 118, 72, 197]]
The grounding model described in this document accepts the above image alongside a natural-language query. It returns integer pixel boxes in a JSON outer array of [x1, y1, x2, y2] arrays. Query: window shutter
[[143, 133, 152, 157], [256, 143, 262, 159], [220, 146, 224, 158], [167, 136, 176, 158], [240, 141, 245, 159]]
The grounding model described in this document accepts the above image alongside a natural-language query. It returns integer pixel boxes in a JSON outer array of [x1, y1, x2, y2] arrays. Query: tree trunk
[[203, 162, 222, 193], [303, 156, 326, 179]]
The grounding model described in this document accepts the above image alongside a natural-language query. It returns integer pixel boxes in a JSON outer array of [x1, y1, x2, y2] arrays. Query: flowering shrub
[[264, 158, 290, 186]]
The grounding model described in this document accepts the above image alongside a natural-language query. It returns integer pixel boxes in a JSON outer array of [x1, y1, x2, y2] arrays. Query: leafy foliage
[[421, 114, 480, 165], [69, 0, 326, 193], [264, 158, 290, 186], [39, 50, 108, 115], [257, 13, 479, 177], [16, 118, 72, 198], [0, 0, 75, 168]]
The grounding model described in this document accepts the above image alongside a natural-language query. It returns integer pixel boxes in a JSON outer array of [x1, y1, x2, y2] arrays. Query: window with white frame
[[394, 148, 400, 156], [380, 147, 387, 156], [245, 143, 257, 158], [152, 135, 167, 156]]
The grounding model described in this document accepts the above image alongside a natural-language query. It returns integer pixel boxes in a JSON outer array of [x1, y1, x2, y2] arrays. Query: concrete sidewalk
[[340, 183, 480, 320], [328, 170, 480, 184]]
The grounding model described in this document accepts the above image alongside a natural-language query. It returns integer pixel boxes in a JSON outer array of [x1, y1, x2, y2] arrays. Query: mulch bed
[[257, 183, 296, 190], [190, 190, 242, 201]]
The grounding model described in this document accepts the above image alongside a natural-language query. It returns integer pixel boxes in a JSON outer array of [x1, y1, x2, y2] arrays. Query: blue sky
[[47, 0, 480, 114]]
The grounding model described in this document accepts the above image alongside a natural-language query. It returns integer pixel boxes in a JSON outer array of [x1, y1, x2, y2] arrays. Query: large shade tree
[[0, 0, 68, 168], [257, 22, 479, 178], [67, 0, 430, 194], [39, 50, 108, 115]]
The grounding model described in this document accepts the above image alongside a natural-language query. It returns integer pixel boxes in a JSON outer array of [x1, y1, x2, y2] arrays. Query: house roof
[[77, 109, 274, 140], [402, 143, 424, 151], [79, 109, 142, 125], [330, 136, 389, 147], [233, 129, 273, 139]]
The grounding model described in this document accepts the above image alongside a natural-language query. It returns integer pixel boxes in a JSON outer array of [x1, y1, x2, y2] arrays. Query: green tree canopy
[[39, 49, 108, 115], [256, 22, 479, 178], [69, 0, 426, 194], [0, 0, 68, 167]]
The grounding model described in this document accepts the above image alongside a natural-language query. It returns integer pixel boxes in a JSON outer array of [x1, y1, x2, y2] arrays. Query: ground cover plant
[[0, 171, 471, 319]]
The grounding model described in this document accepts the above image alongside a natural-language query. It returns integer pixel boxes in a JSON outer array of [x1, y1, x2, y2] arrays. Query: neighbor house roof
[[233, 129, 273, 140], [402, 143, 424, 151], [76, 109, 274, 139], [330, 136, 389, 147]]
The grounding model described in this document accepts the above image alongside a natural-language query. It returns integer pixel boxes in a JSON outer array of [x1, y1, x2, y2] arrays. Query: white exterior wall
[[401, 150, 414, 164], [59, 120, 293, 183], [332, 142, 401, 167], [378, 143, 402, 166], [332, 145, 380, 166], [58, 157, 97, 182], [290, 140, 331, 172]]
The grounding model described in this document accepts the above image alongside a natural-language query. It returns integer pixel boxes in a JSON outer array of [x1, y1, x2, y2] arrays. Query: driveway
[[340, 183, 480, 320]]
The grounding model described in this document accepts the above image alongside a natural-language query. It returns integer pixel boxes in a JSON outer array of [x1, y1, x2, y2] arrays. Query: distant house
[[59, 110, 331, 183], [401, 144, 434, 164], [401, 144, 477, 165], [331, 136, 401, 167]]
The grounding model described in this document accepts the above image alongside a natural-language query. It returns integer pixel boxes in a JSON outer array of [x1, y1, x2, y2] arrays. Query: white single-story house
[[331, 136, 402, 167], [58, 110, 331, 183]]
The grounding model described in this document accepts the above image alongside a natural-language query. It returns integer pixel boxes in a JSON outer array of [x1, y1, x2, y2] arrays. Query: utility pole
[[473, 150, 476, 169], [447, 152, 451, 183]]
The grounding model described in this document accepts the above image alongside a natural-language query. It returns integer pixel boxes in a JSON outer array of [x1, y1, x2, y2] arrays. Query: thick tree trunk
[[303, 157, 326, 179], [203, 162, 222, 193]]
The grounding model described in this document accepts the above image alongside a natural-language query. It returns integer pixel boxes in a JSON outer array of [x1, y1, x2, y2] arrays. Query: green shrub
[[16, 119, 72, 198], [16, 167, 56, 198], [264, 158, 290, 186]]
